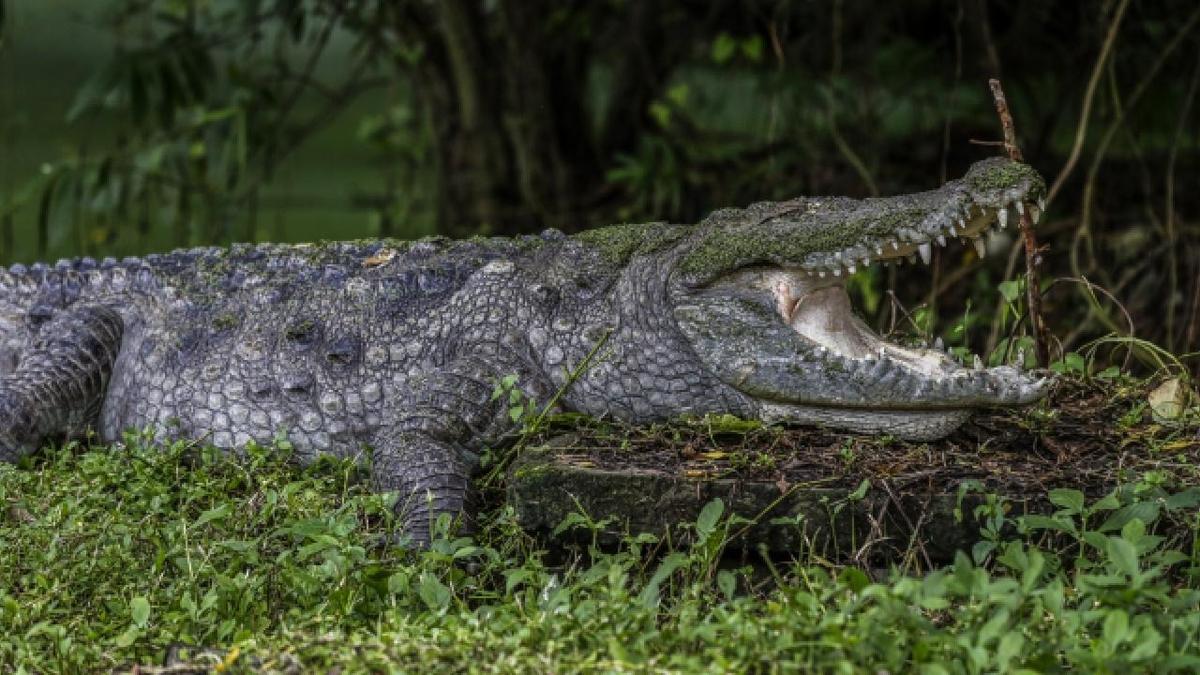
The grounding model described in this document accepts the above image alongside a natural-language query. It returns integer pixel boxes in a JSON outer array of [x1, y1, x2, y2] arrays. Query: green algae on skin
[[964, 159, 1046, 195], [677, 204, 926, 279], [574, 222, 688, 265]]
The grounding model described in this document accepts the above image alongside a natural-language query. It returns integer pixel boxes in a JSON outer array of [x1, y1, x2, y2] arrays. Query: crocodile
[[0, 157, 1049, 543]]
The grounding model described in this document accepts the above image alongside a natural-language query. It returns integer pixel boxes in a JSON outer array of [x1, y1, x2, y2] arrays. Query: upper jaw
[[676, 157, 1046, 286], [797, 179, 1045, 278]]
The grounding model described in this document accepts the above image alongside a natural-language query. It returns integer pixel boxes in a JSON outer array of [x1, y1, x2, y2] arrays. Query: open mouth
[[673, 157, 1051, 426], [754, 197, 1043, 376]]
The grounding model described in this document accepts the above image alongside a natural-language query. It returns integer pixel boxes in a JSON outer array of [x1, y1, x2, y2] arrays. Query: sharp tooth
[[833, 268, 842, 277], [834, 251, 843, 260], [875, 245, 884, 255], [957, 216, 967, 232], [936, 234, 946, 247], [1038, 197, 1046, 212], [917, 243, 932, 264], [998, 208, 1008, 229], [1015, 201, 1025, 216], [973, 237, 987, 258], [973, 354, 983, 370], [819, 270, 827, 278], [1029, 203, 1041, 224], [847, 264, 856, 274], [890, 240, 900, 251], [934, 337, 944, 351]]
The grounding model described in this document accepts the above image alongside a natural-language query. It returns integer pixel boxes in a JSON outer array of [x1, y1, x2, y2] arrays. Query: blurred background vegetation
[[0, 0, 1197, 372]]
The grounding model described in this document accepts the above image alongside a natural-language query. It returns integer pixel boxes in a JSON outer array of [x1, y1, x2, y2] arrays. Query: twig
[[878, 478, 934, 572], [822, 90, 878, 197], [1070, 4, 1200, 346], [987, 78, 1050, 367], [1045, 0, 1131, 206], [1163, 51, 1200, 351]]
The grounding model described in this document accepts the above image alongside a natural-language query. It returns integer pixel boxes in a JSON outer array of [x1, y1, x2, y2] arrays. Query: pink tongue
[[789, 286, 879, 359]]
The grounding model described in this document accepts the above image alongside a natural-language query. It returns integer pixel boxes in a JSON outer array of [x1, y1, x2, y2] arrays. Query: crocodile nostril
[[280, 373, 315, 396], [250, 381, 275, 399]]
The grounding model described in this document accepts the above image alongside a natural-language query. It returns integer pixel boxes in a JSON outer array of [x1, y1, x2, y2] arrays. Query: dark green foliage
[[2, 0, 1196, 369]]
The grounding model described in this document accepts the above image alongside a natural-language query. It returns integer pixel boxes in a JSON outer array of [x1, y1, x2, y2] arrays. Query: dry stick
[[987, 79, 1050, 368], [983, 0, 1128, 358]]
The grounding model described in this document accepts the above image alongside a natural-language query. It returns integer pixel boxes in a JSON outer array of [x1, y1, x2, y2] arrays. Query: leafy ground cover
[[2, 377, 1200, 672]]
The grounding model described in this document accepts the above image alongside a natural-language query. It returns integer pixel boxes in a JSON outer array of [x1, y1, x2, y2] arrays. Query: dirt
[[521, 376, 1200, 496]]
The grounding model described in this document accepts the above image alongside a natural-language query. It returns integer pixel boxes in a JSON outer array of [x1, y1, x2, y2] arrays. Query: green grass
[[3, 435, 1200, 672]]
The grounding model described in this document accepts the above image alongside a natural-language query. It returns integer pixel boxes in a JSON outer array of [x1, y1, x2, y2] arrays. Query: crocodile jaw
[[671, 163, 1051, 435], [678, 157, 1047, 284]]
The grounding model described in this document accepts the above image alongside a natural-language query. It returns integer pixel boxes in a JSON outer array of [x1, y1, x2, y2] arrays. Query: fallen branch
[[988, 78, 1050, 367]]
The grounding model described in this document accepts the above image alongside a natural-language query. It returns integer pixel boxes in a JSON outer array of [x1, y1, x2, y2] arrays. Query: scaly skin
[[0, 158, 1050, 544]]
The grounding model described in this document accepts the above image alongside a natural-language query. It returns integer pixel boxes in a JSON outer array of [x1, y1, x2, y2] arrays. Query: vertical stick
[[987, 78, 1050, 368]]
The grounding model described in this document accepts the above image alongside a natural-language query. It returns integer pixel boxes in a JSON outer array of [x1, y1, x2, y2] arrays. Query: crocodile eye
[[283, 319, 320, 346], [325, 336, 361, 367]]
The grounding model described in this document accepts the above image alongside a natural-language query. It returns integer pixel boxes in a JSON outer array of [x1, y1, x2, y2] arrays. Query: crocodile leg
[[370, 354, 543, 545], [0, 305, 123, 461]]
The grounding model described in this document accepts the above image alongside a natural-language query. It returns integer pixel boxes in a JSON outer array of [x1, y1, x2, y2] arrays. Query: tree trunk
[[386, 1, 693, 236]]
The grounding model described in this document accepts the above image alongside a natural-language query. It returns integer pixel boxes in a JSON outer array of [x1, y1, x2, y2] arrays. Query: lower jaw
[[759, 403, 972, 441]]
